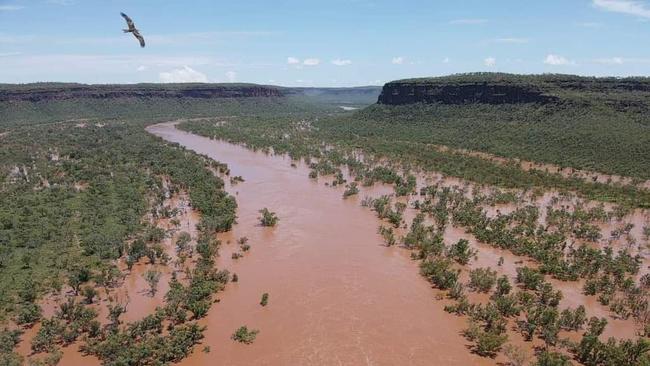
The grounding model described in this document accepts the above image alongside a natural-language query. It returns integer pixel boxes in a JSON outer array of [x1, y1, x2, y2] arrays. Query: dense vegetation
[[378, 73, 650, 179], [168, 78, 650, 365], [180, 111, 650, 208], [362, 179, 649, 364], [0, 95, 245, 364], [0, 97, 330, 131], [353, 102, 650, 180], [0, 120, 236, 313], [1, 77, 648, 365]]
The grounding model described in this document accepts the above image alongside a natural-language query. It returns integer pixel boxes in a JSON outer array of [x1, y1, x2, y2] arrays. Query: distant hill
[[378, 73, 650, 107], [0, 82, 381, 105], [0, 83, 381, 128], [0, 83, 284, 102], [360, 73, 650, 179]]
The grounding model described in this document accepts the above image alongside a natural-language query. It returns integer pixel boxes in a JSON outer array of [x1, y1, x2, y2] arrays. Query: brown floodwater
[[14, 192, 201, 366], [15, 120, 645, 365], [148, 122, 491, 366]]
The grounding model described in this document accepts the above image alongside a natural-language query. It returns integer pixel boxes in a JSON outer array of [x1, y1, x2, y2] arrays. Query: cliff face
[[0, 84, 285, 102], [376, 73, 650, 106], [377, 82, 558, 105]]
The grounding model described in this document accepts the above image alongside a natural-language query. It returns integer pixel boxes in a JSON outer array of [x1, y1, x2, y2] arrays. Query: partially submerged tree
[[260, 293, 269, 307], [231, 326, 259, 344], [258, 208, 279, 227], [144, 269, 162, 296]]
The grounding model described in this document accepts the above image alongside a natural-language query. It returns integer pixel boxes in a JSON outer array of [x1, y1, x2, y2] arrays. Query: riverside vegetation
[[175, 74, 650, 365], [1, 74, 649, 365], [0, 104, 239, 364]]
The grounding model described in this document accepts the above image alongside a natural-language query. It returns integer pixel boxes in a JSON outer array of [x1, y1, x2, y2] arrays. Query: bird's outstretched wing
[[133, 30, 145, 48], [121, 12, 135, 30]]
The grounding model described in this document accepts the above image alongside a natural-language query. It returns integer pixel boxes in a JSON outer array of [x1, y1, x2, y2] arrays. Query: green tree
[[258, 208, 279, 227], [447, 239, 476, 265], [144, 269, 162, 296], [469, 267, 497, 293], [15, 303, 41, 326], [82, 286, 98, 304], [535, 351, 571, 366], [231, 326, 259, 344]]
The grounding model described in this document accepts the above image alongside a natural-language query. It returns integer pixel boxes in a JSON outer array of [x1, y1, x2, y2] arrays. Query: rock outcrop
[[0, 84, 285, 102], [376, 73, 650, 106], [378, 81, 557, 105]]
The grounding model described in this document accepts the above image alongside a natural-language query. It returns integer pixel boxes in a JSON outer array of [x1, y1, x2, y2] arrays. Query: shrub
[[447, 239, 476, 265], [535, 351, 571, 366], [343, 182, 360, 198], [420, 258, 459, 290], [258, 208, 279, 227], [82, 286, 98, 304], [559, 305, 587, 331], [516, 267, 543, 291], [15, 303, 42, 326], [231, 326, 259, 344], [503, 344, 530, 366], [144, 269, 162, 296], [469, 268, 497, 293]]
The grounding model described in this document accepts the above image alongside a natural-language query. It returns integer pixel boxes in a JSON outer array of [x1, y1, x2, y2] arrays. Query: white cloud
[[0, 5, 23, 11], [159, 66, 208, 83], [225, 71, 237, 82], [303, 58, 320, 66], [595, 57, 625, 64], [593, 0, 650, 18], [392, 56, 405, 65], [484, 57, 496, 67], [543, 54, 574, 65], [286, 57, 320, 67], [136, 65, 147, 71], [493, 37, 529, 44], [449, 19, 487, 24], [331, 58, 352, 66], [442, 57, 450, 63]]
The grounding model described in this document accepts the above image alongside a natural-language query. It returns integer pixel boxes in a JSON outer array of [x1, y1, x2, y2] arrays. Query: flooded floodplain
[[148, 122, 492, 365], [15, 120, 646, 365]]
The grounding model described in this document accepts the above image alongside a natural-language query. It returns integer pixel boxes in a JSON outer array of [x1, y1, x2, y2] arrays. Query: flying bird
[[121, 12, 145, 48]]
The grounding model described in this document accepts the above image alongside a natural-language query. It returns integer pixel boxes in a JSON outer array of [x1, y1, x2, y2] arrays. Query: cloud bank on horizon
[[2, 0, 650, 86]]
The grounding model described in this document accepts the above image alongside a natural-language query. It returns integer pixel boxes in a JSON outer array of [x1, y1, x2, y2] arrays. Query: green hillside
[[373, 73, 650, 179]]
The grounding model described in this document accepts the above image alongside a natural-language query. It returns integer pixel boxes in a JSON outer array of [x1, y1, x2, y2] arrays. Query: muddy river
[[147, 122, 491, 365], [18, 121, 643, 365]]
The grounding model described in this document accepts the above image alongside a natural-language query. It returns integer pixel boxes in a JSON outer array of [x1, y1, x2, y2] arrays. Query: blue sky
[[2, 0, 650, 86]]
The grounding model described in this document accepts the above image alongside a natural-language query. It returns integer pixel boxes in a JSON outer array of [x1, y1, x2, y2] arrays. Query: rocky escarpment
[[0, 84, 285, 102], [378, 81, 558, 105], [377, 73, 650, 106]]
